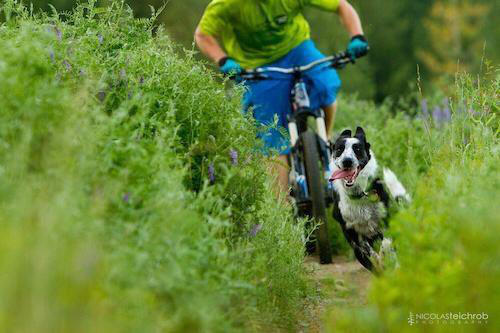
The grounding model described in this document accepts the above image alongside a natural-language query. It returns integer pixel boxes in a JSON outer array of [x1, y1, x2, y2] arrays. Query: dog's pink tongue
[[330, 169, 356, 181]]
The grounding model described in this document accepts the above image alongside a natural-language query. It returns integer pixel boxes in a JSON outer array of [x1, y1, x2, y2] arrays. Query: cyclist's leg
[[322, 101, 338, 138], [266, 154, 290, 200], [243, 74, 293, 200]]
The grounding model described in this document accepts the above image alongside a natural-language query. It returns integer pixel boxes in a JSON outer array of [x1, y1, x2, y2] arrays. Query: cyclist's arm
[[194, 27, 227, 64], [303, 0, 364, 37], [195, 1, 228, 64], [337, 0, 364, 37]]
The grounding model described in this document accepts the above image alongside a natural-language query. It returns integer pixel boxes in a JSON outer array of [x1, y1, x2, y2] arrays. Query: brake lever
[[330, 47, 370, 69]]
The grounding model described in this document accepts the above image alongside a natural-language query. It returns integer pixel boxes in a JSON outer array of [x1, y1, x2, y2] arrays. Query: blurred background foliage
[[27, 0, 500, 102]]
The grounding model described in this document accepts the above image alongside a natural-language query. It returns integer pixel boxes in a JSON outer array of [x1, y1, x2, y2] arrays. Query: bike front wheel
[[301, 130, 332, 264]]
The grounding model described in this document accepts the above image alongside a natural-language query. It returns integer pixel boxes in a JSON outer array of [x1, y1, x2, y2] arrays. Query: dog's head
[[330, 127, 372, 188]]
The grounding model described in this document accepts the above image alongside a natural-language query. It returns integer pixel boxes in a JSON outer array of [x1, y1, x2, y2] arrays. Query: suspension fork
[[315, 109, 328, 143], [288, 74, 329, 144], [290, 108, 331, 184], [288, 72, 304, 147]]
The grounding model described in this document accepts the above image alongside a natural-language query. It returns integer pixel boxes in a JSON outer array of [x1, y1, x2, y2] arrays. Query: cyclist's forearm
[[194, 27, 227, 64], [337, 0, 364, 37]]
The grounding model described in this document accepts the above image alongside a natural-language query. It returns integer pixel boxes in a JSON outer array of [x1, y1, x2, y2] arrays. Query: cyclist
[[195, 0, 368, 197]]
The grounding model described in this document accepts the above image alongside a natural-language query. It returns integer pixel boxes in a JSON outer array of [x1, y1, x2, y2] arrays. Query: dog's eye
[[353, 145, 362, 153]]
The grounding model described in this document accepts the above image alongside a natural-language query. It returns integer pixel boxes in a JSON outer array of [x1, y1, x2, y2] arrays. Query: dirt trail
[[301, 255, 372, 333]]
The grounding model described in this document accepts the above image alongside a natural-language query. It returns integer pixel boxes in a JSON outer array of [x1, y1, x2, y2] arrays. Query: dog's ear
[[355, 127, 371, 158], [340, 129, 352, 138], [355, 127, 366, 140]]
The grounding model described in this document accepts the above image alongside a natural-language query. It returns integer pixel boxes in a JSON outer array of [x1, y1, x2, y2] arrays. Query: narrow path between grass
[[301, 256, 372, 332]]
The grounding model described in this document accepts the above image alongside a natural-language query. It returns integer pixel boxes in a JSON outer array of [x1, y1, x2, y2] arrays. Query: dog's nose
[[342, 158, 353, 169]]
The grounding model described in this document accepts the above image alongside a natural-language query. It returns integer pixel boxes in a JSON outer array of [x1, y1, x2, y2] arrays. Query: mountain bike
[[239, 51, 363, 264]]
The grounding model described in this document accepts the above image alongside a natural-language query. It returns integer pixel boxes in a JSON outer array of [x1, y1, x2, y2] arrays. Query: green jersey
[[199, 0, 340, 68]]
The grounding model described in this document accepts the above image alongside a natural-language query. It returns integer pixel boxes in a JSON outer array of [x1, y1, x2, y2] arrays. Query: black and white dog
[[329, 127, 410, 272]]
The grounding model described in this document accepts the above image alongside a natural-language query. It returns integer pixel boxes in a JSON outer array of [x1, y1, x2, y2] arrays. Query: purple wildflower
[[63, 60, 72, 71], [442, 108, 451, 122], [442, 98, 451, 122], [98, 34, 103, 45], [229, 149, 238, 165], [432, 106, 443, 124], [420, 99, 429, 118], [122, 193, 130, 203], [97, 91, 106, 102], [49, 50, 55, 63], [249, 224, 263, 238], [54, 26, 62, 40], [208, 163, 216, 184]]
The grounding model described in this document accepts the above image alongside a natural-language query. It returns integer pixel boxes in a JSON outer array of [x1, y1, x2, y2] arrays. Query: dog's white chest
[[339, 198, 386, 237]]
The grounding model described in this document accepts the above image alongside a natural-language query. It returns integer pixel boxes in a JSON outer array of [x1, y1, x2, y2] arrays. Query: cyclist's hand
[[346, 35, 369, 60], [219, 57, 243, 77]]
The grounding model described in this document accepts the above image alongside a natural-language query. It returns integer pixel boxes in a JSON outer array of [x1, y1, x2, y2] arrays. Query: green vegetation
[[0, 1, 312, 331], [326, 66, 499, 332], [1, 1, 498, 332]]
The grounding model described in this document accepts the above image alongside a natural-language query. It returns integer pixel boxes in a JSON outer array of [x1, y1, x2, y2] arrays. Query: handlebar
[[237, 50, 365, 81]]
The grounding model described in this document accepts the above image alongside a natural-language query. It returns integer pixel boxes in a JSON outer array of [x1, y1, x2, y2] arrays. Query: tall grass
[[0, 1, 312, 331], [326, 66, 499, 332]]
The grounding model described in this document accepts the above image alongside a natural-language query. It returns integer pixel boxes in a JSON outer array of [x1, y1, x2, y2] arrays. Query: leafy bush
[[0, 1, 311, 331]]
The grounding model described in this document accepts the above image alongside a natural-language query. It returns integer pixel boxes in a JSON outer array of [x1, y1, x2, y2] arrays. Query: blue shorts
[[243, 40, 341, 155]]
